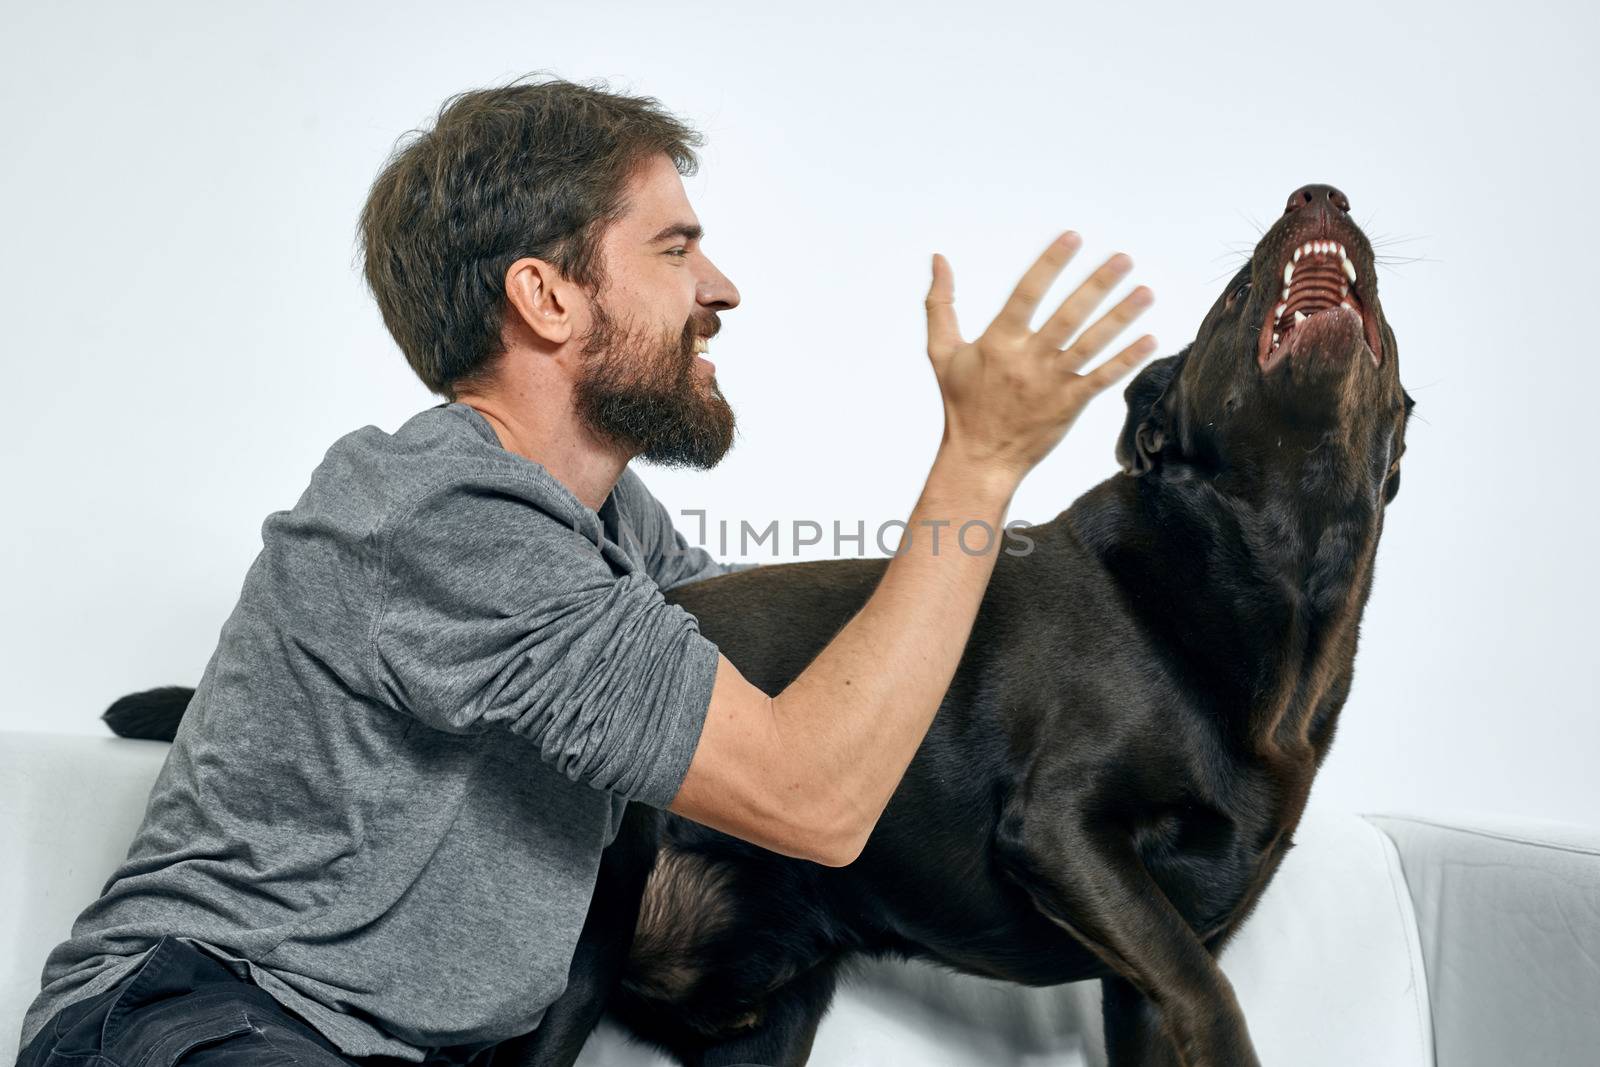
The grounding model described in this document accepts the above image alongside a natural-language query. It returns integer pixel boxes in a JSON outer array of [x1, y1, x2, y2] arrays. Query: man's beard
[[572, 297, 736, 470]]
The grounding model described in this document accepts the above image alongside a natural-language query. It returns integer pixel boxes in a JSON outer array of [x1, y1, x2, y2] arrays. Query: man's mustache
[[688, 313, 721, 341]]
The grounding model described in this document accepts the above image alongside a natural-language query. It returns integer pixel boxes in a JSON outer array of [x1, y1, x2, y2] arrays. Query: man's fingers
[[994, 231, 1082, 335], [1057, 286, 1154, 372], [1034, 252, 1134, 351], [925, 253, 962, 359], [1076, 334, 1159, 393]]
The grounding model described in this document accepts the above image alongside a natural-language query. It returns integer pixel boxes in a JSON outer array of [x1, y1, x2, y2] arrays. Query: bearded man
[[15, 77, 1154, 1067]]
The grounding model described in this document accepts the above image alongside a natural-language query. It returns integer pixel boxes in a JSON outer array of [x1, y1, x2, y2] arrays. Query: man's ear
[[1115, 348, 1188, 476], [504, 256, 576, 346]]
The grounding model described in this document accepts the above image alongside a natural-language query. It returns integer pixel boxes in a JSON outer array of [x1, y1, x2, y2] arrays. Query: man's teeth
[[692, 337, 709, 354]]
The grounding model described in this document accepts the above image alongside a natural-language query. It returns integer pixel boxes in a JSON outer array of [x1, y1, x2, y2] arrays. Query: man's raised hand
[[925, 231, 1157, 482]]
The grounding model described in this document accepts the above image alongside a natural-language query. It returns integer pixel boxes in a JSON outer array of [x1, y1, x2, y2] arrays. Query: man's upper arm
[[668, 653, 849, 866], [370, 476, 718, 809]]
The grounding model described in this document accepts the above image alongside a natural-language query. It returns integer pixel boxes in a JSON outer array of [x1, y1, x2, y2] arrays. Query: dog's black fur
[[107, 185, 1412, 1067]]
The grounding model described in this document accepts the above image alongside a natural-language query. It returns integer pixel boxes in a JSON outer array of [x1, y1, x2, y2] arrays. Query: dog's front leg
[[1001, 815, 1259, 1067], [1102, 974, 1184, 1067]]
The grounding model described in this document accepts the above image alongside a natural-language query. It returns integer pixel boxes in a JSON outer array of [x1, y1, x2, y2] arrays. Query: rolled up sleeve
[[371, 478, 718, 809]]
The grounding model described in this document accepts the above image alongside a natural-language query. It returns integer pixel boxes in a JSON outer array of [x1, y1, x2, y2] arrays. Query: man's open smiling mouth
[[692, 334, 714, 372]]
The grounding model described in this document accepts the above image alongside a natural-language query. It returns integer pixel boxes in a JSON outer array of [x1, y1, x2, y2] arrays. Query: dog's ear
[[1115, 349, 1188, 476], [1382, 444, 1406, 504], [1382, 467, 1402, 504], [1383, 394, 1414, 505]]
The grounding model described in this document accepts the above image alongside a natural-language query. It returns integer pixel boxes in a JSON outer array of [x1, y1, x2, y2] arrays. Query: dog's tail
[[103, 685, 195, 742]]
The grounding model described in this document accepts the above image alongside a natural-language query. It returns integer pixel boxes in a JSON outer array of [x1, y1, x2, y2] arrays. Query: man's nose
[[1283, 183, 1352, 217], [697, 257, 740, 311]]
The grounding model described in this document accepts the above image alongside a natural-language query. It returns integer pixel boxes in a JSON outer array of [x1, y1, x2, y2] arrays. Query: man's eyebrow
[[646, 222, 704, 245]]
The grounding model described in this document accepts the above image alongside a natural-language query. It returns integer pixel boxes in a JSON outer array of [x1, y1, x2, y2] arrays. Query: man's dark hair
[[357, 74, 704, 398]]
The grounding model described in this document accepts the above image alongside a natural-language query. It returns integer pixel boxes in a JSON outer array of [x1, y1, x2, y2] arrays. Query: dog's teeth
[[1343, 258, 1357, 283], [1293, 248, 1302, 263], [1341, 300, 1352, 309], [1338, 243, 1347, 258], [1281, 286, 1290, 300], [1294, 310, 1307, 325], [1275, 302, 1286, 320], [1283, 263, 1294, 285], [1272, 332, 1280, 345]]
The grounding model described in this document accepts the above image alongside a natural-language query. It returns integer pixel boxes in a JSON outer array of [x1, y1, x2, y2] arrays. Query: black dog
[[107, 184, 1412, 1067]]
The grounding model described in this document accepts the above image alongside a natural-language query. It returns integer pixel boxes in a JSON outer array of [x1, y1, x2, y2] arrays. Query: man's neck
[[453, 390, 631, 513]]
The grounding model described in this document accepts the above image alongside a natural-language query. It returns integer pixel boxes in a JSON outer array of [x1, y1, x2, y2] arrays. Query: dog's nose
[[1284, 184, 1351, 216]]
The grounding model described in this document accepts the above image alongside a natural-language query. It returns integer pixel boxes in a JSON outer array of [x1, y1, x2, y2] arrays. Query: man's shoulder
[[307, 403, 593, 535], [318, 403, 511, 493]]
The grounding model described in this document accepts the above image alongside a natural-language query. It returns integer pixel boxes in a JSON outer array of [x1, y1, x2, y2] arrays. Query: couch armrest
[[2, 732, 174, 1052], [1366, 813, 1600, 1067]]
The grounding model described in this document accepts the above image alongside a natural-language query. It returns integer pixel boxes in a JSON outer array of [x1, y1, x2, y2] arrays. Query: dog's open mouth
[[1258, 236, 1384, 375]]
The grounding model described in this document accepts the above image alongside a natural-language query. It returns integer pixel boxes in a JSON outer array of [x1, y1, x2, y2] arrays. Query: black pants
[[15, 936, 490, 1067]]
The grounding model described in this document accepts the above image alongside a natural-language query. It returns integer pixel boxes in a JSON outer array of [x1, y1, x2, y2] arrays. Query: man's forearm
[[770, 444, 1020, 858]]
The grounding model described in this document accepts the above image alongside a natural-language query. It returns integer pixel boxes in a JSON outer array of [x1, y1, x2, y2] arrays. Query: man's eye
[[665, 247, 689, 258]]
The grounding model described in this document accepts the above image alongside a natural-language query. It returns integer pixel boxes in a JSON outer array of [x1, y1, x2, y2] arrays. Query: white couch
[[4, 731, 1597, 1066]]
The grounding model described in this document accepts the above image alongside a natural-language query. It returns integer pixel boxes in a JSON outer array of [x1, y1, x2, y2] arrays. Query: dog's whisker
[[1374, 254, 1437, 266], [1375, 255, 1439, 278], [1370, 233, 1430, 248]]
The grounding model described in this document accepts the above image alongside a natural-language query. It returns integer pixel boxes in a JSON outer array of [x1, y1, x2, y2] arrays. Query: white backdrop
[[3, 0, 1595, 825]]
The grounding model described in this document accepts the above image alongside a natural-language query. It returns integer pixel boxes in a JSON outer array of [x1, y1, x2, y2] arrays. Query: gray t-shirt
[[19, 401, 730, 1059]]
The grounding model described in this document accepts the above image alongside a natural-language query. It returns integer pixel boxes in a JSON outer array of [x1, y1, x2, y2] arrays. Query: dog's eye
[[1226, 280, 1251, 310]]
